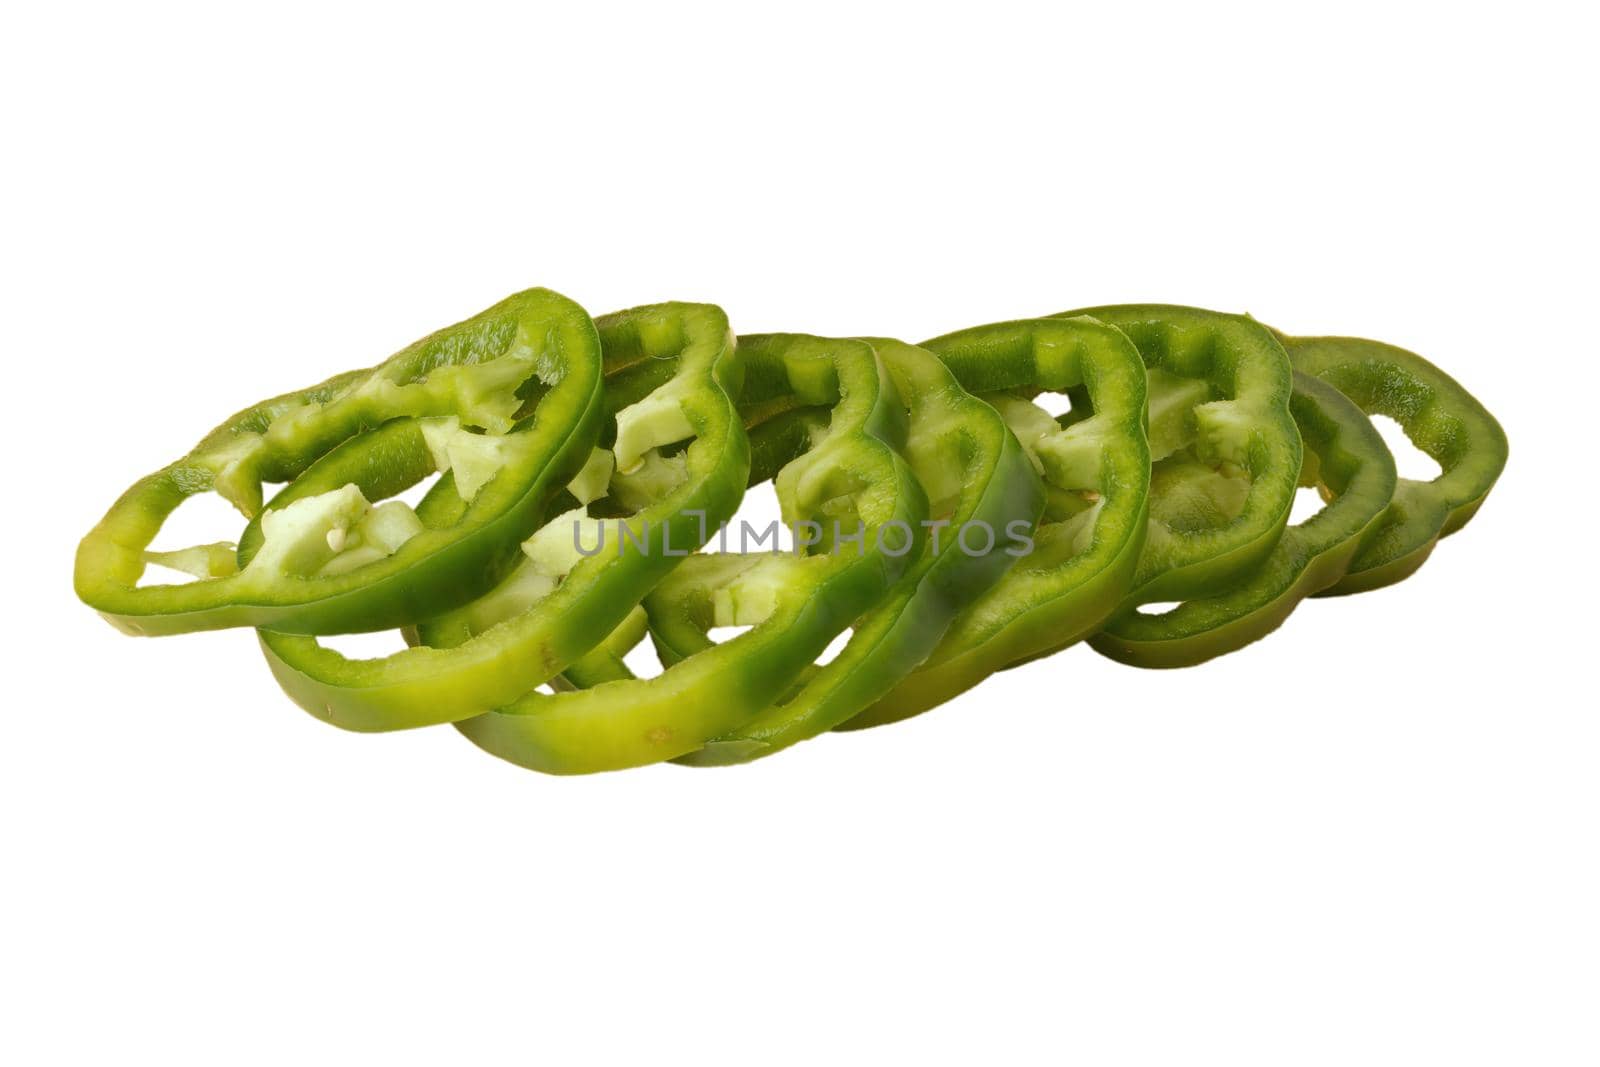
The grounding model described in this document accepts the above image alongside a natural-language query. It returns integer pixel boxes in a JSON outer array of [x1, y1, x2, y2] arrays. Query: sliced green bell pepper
[[73, 283, 1513, 779], [672, 336, 1045, 764], [1090, 371, 1397, 667], [456, 332, 929, 774], [74, 288, 604, 636], [854, 305, 1301, 712], [1054, 304, 1303, 608], [257, 303, 748, 731], [1282, 333, 1508, 594], [839, 316, 1151, 729]]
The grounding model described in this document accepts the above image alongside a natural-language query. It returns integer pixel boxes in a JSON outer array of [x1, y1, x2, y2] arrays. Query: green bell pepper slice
[[257, 303, 748, 732], [1281, 333, 1508, 594], [74, 287, 604, 636], [1090, 371, 1397, 667], [1054, 304, 1303, 608], [839, 316, 1151, 729], [671, 337, 1045, 765], [858, 305, 1300, 713], [456, 332, 929, 774]]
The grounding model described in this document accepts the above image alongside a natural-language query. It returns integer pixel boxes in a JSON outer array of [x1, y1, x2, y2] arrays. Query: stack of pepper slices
[[75, 291, 1508, 774]]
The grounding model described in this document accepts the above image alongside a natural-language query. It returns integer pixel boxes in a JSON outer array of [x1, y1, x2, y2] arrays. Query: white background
[[4, 2, 1596, 1064]]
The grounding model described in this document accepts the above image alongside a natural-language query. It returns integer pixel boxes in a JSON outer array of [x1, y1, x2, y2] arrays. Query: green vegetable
[[840, 316, 1151, 729], [1090, 372, 1397, 667], [1281, 333, 1508, 593], [672, 336, 1045, 764], [1054, 305, 1303, 608], [74, 288, 604, 636], [455, 332, 928, 774], [74, 289, 1510, 776], [257, 302, 747, 731]]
